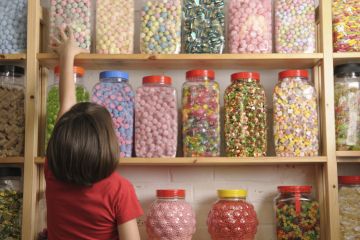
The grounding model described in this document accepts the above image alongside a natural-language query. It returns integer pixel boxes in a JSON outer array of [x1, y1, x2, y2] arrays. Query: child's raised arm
[[51, 26, 86, 119]]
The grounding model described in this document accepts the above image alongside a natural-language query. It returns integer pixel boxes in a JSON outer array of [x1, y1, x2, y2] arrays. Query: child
[[45, 26, 143, 240]]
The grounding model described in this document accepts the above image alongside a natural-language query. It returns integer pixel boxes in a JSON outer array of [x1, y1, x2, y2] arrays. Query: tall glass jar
[[135, 76, 178, 158], [182, 70, 220, 157], [338, 176, 360, 240], [224, 72, 267, 157], [0, 65, 25, 157], [92, 71, 134, 157], [273, 70, 319, 157], [274, 186, 320, 240], [96, 0, 134, 54], [228, 0, 272, 53], [207, 189, 258, 240], [334, 63, 360, 151], [140, 0, 182, 54], [46, 66, 90, 148], [274, 0, 316, 53], [333, 0, 360, 52], [183, 0, 225, 53], [146, 189, 196, 240], [0, 167, 23, 239]]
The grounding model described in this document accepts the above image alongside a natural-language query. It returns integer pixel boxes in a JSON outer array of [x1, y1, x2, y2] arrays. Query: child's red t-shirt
[[44, 160, 143, 240]]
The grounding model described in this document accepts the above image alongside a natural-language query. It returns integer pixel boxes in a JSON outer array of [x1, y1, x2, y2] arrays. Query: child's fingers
[[51, 36, 62, 45], [58, 27, 68, 41], [67, 26, 74, 40]]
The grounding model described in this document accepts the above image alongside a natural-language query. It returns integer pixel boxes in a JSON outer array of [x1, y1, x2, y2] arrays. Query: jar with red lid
[[338, 176, 360, 240], [135, 76, 178, 158], [273, 70, 319, 157], [224, 72, 267, 157], [207, 189, 258, 240], [146, 189, 196, 240], [182, 70, 220, 157], [274, 186, 320, 240]]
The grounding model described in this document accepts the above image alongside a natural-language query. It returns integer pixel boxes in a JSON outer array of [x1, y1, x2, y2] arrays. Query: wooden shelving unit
[[0, 53, 26, 61], [336, 151, 360, 157], [333, 52, 360, 65], [0, 157, 25, 164]]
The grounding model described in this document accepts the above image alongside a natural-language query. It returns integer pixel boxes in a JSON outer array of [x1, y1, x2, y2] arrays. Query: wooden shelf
[[0, 157, 25, 164], [337, 159, 360, 163], [0, 54, 26, 61], [35, 156, 327, 166], [333, 52, 360, 65], [336, 151, 360, 157], [38, 53, 323, 70]]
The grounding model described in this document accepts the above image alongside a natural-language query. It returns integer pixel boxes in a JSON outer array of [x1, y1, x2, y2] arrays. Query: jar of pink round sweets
[[207, 190, 258, 240], [135, 76, 178, 158], [146, 189, 196, 240]]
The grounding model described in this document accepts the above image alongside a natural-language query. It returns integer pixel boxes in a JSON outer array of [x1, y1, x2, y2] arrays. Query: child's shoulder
[[100, 171, 134, 192]]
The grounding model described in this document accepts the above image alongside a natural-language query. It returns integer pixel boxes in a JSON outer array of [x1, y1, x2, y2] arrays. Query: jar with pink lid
[[135, 76, 178, 158], [146, 189, 196, 240]]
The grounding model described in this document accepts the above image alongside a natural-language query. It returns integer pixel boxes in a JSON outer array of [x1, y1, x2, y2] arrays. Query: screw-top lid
[[231, 72, 260, 82], [278, 186, 312, 193], [0, 65, 25, 77], [54, 66, 85, 77], [218, 189, 247, 198], [100, 71, 129, 80], [279, 70, 308, 79], [334, 63, 360, 76], [0, 167, 21, 178], [143, 76, 172, 85], [156, 189, 185, 198], [338, 176, 360, 185], [186, 69, 215, 80]]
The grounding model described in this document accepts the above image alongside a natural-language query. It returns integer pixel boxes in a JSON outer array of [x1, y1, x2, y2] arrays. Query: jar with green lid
[[45, 66, 90, 147], [334, 63, 360, 151], [224, 72, 267, 157]]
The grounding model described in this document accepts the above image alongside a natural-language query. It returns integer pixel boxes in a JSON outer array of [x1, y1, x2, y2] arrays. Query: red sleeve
[[114, 176, 143, 225]]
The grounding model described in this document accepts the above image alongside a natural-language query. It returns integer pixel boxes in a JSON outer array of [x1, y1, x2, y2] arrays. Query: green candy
[[0, 189, 23, 239]]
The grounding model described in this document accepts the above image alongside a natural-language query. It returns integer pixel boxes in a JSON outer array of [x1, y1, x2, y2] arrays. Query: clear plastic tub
[[274, 186, 320, 240], [228, 0, 272, 53], [182, 70, 220, 157], [224, 72, 267, 157], [96, 0, 134, 54], [275, 0, 316, 53], [183, 0, 225, 53], [92, 71, 134, 158], [207, 189, 258, 240], [146, 190, 196, 240], [334, 63, 360, 151], [0, 65, 25, 157], [135, 76, 177, 158], [273, 70, 319, 157], [140, 0, 182, 54]]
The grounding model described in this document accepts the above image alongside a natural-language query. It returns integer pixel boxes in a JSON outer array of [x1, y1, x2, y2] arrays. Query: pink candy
[[228, 0, 272, 53]]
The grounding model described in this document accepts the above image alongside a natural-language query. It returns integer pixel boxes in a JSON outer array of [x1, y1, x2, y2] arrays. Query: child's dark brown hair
[[47, 102, 119, 186]]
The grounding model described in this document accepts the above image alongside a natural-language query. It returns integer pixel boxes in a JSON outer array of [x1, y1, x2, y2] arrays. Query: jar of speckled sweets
[[146, 190, 196, 240]]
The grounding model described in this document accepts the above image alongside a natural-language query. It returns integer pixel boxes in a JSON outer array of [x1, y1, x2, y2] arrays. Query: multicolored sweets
[[183, 0, 225, 53], [135, 76, 178, 158], [228, 0, 272, 53], [182, 70, 220, 157], [333, 0, 360, 52], [96, 0, 134, 54], [140, 0, 182, 54], [275, 0, 316, 53], [50, 0, 91, 50], [273, 70, 319, 157], [92, 71, 134, 158], [224, 72, 267, 157]]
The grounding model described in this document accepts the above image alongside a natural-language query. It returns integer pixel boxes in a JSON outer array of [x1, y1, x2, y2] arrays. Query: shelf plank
[[336, 151, 360, 157], [38, 53, 323, 70], [0, 54, 26, 61], [333, 52, 360, 65], [35, 156, 327, 165], [337, 159, 360, 163], [0, 157, 25, 164]]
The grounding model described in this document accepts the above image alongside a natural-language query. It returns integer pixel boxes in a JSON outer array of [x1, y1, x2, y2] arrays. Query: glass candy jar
[[0, 167, 23, 239], [224, 72, 267, 157], [334, 63, 360, 151], [146, 189, 196, 240], [92, 71, 134, 157], [274, 186, 320, 240], [46, 66, 89, 147], [0, 65, 25, 157], [207, 189, 258, 240], [182, 70, 220, 157], [338, 176, 360, 240], [273, 70, 319, 157]]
